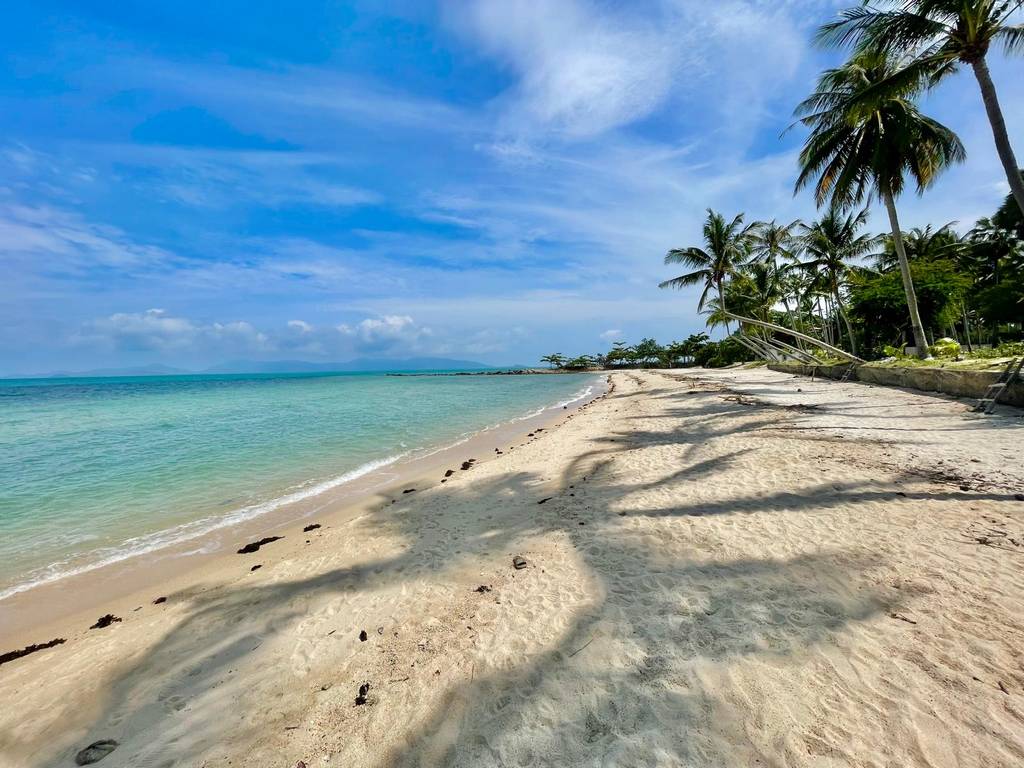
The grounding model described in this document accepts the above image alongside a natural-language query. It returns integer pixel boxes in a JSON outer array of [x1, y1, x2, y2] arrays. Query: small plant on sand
[[928, 337, 962, 358]]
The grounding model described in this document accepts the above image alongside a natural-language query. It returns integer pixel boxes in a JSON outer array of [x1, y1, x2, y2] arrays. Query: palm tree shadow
[[31, 381, 900, 768], [381, 543, 887, 767]]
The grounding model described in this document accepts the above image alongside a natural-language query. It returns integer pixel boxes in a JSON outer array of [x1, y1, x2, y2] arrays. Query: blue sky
[[1, 1, 1021, 374]]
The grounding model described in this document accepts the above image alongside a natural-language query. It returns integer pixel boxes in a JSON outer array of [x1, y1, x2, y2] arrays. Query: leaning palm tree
[[659, 209, 755, 333], [819, 1, 1024, 216], [798, 209, 879, 354], [794, 51, 966, 357]]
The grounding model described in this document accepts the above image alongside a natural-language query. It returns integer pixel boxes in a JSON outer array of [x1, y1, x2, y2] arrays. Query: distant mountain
[[24, 364, 192, 379], [202, 357, 494, 374]]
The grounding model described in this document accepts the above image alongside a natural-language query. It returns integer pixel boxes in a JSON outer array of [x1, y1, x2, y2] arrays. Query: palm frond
[[997, 23, 1024, 54], [664, 247, 710, 267], [658, 269, 707, 291]]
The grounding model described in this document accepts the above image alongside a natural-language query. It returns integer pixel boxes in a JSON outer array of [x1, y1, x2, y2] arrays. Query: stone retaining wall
[[767, 362, 1024, 408]]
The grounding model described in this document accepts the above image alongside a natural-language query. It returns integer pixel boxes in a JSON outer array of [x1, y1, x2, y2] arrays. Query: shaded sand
[[3, 369, 1024, 767]]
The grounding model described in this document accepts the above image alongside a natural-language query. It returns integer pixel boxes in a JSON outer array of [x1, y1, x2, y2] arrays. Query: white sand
[[2, 368, 1024, 767]]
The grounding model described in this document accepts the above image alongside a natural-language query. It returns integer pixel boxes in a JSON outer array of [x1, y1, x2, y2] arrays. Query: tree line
[[659, 1, 1024, 361], [540, 334, 745, 371]]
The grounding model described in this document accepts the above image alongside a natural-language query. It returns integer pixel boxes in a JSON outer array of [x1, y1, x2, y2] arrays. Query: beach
[[3, 368, 1024, 767]]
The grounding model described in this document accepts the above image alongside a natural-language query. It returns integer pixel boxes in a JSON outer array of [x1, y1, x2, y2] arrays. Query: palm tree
[[659, 209, 755, 333], [819, 1, 1024, 216], [966, 215, 1024, 321], [751, 219, 802, 267], [873, 221, 962, 270], [798, 209, 879, 354], [794, 51, 966, 357], [750, 219, 803, 330], [735, 261, 786, 330]]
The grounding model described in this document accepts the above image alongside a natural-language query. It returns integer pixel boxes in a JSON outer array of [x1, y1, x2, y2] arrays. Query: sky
[[1, 0, 1022, 375]]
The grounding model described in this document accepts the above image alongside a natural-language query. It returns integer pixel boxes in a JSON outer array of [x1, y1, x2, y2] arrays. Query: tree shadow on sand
[[29, 378, 908, 768]]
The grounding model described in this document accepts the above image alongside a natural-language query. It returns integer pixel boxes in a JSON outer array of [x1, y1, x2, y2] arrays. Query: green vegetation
[[794, 49, 966, 357], [540, 333, 749, 371], [653, 3, 1022, 366], [819, 0, 1024, 217]]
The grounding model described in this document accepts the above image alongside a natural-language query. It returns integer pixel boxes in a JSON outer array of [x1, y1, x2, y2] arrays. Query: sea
[[0, 370, 600, 601]]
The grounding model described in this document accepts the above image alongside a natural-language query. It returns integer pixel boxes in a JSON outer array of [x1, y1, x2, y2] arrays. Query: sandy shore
[[0, 378, 605, 637], [2, 368, 1024, 767]]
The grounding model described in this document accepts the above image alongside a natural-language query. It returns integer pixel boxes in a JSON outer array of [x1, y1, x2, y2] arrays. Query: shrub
[[928, 337, 961, 358], [881, 344, 907, 359], [694, 337, 750, 368], [969, 341, 1024, 359]]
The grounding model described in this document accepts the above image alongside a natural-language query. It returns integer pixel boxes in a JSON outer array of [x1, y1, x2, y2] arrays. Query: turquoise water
[[0, 371, 599, 599]]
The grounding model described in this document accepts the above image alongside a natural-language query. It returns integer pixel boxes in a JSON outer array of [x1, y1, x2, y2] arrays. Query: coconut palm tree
[[750, 219, 804, 327], [873, 221, 962, 270], [659, 209, 755, 333], [750, 219, 802, 267], [794, 51, 966, 357], [798, 209, 879, 354], [734, 261, 786, 330], [819, 0, 1024, 216]]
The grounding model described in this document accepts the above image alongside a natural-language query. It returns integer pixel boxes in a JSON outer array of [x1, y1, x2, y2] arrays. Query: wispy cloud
[[450, 0, 685, 138], [0, 199, 177, 273]]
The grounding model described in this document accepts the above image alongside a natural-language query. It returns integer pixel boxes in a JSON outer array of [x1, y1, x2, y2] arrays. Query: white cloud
[[73, 309, 271, 353], [600, 329, 623, 341], [337, 315, 432, 353], [452, 0, 683, 138], [67, 310, 445, 361], [449, 0, 823, 145], [5, 1, 1022, 375]]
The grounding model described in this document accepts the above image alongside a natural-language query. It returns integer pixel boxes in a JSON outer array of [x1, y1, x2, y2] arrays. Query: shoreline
[[0, 374, 608, 647], [3, 368, 1023, 768]]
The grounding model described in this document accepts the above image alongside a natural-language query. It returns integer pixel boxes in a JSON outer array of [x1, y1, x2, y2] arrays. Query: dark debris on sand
[[75, 739, 118, 765], [89, 614, 122, 630], [355, 682, 371, 706], [237, 536, 283, 554], [0, 638, 66, 667]]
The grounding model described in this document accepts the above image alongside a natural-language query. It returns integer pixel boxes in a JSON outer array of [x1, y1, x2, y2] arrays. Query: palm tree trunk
[[971, 56, 1024, 217], [717, 282, 731, 335], [833, 289, 857, 356], [723, 312, 862, 362], [780, 297, 807, 352], [882, 186, 930, 358]]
